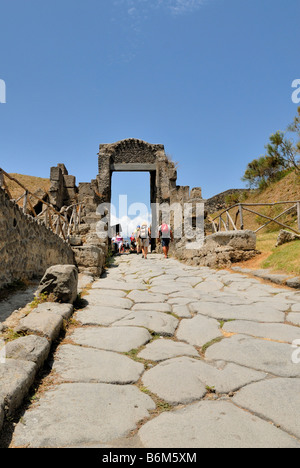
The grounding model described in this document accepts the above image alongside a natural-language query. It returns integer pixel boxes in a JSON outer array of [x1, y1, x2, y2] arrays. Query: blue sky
[[0, 0, 299, 216]]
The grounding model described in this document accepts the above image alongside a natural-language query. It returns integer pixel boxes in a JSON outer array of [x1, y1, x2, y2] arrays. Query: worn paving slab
[[138, 400, 300, 448], [190, 301, 285, 323], [12, 383, 156, 448], [112, 310, 178, 336], [75, 306, 132, 326], [176, 315, 223, 347], [142, 356, 266, 404], [52, 344, 144, 384], [287, 313, 300, 326], [233, 378, 300, 440], [132, 302, 172, 313], [206, 334, 300, 377], [127, 290, 167, 304], [223, 320, 300, 344], [71, 326, 151, 353], [138, 338, 199, 362]]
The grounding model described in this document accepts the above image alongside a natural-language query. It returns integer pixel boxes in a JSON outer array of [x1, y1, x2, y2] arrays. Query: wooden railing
[[0, 168, 83, 241], [211, 201, 300, 235]]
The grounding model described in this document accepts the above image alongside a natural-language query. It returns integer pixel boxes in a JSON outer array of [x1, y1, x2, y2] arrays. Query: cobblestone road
[[10, 254, 300, 448]]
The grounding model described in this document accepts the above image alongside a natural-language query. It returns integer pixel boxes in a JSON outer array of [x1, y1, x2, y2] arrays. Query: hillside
[[6, 173, 50, 200], [209, 170, 300, 276], [209, 171, 300, 233]]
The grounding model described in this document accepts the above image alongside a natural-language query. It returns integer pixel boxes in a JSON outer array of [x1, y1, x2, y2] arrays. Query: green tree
[[287, 106, 300, 172], [242, 108, 300, 189]]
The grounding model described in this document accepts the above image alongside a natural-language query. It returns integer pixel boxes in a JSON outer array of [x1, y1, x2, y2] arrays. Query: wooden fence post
[[239, 204, 244, 230]]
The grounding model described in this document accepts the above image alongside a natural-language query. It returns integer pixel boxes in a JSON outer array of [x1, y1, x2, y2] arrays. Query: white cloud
[[167, 0, 205, 15], [115, 0, 205, 17]]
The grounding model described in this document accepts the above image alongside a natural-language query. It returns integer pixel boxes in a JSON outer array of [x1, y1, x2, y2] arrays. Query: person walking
[[115, 233, 123, 254], [158, 222, 173, 259], [135, 226, 141, 255], [139, 222, 151, 259]]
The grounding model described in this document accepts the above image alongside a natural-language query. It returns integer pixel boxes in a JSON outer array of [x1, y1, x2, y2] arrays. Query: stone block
[[50, 166, 62, 182], [0, 359, 37, 416], [276, 230, 300, 247], [286, 277, 300, 289], [35, 302, 74, 320], [205, 230, 256, 251], [5, 335, 51, 368], [73, 246, 105, 276], [36, 265, 78, 304], [57, 164, 68, 175], [63, 175, 76, 188], [15, 311, 64, 341], [69, 236, 82, 246]]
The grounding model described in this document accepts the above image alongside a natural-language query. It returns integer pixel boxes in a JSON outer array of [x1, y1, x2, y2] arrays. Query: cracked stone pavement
[[11, 254, 300, 448]]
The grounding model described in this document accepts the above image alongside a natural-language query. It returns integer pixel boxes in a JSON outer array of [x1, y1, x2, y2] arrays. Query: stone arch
[[96, 138, 177, 206]]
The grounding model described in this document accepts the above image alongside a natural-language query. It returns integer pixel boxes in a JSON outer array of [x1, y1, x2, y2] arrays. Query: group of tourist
[[111, 222, 173, 259]]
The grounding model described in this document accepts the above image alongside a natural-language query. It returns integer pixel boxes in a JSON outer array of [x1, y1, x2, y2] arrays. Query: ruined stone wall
[[49, 164, 78, 210], [0, 188, 75, 290]]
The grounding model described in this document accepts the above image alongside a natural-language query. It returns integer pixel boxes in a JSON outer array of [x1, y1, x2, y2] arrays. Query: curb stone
[[0, 301, 77, 435], [232, 267, 300, 289]]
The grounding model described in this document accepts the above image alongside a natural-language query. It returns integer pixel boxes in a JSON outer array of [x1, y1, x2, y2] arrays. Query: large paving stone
[[91, 280, 147, 291], [176, 315, 223, 347], [206, 335, 300, 377], [53, 344, 144, 384], [0, 359, 37, 416], [142, 356, 266, 404], [112, 310, 178, 336], [167, 297, 197, 306], [132, 303, 172, 313], [15, 311, 63, 341], [223, 320, 300, 344], [142, 357, 206, 404], [233, 378, 300, 439], [5, 335, 51, 368], [172, 304, 193, 318], [195, 280, 224, 293], [150, 283, 192, 295], [190, 302, 285, 323], [286, 313, 300, 326], [86, 295, 133, 310], [292, 303, 300, 312], [71, 326, 151, 353], [138, 400, 300, 448], [127, 290, 167, 304], [75, 306, 131, 326], [138, 339, 199, 362], [85, 290, 128, 303], [174, 277, 202, 286], [12, 383, 156, 448]]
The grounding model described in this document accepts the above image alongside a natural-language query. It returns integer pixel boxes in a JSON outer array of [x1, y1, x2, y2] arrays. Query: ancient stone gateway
[[97, 139, 178, 225], [96, 139, 179, 248], [43, 138, 257, 271]]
